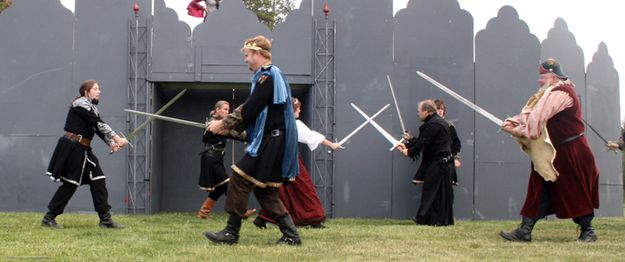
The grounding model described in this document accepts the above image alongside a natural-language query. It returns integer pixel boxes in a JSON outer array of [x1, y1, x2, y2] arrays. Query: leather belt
[[64, 131, 92, 147], [555, 133, 583, 146], [204, 144, 225, 152]]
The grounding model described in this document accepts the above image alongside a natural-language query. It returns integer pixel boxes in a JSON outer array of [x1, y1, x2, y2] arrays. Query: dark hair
[[79, 80, 99, 97], [292, 97, 301, 111], [434, 99, 446, 116], [72, 80, 99, 105]]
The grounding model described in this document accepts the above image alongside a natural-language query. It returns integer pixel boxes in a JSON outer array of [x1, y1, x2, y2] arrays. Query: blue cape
[[246, 65, 299, 179]]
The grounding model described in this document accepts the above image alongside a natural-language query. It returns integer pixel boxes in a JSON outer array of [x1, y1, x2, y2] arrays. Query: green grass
[[1, 212, 625, 261]]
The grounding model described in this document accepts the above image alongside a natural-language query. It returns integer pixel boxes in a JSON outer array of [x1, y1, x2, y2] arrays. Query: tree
[[243, 0, 296, 31]]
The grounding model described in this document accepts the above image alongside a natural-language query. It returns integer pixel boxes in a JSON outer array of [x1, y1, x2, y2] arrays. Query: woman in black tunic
[[197, 101, 255, 219]]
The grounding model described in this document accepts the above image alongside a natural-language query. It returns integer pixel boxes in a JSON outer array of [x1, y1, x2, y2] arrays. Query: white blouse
[[296, 120, 326, 151]]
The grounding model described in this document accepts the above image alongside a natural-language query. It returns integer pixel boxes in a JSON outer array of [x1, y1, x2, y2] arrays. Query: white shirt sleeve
[[296, 119, 326, 151]]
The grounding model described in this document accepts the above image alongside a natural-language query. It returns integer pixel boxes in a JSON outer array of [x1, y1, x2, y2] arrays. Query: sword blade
[[351, 103, 401, 148], [124, 109, 207, 129], [338, 104, 390, 146], [127, 89, 187, 141], [387, 75, 407, 132], [417, 71, 504, 126]]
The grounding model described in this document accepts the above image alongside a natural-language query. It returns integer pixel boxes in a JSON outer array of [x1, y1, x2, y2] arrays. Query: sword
[[337, 104, 390, 146], [124, 109, 207, 129], [387, 75, 407, 133], [417, 71, 504, 126], [581, 118, 609, 145], [127, 89, 188, 141], [386, 75, 408, 150], [110, 89, 188, 155], [351, 103, 401, 151]]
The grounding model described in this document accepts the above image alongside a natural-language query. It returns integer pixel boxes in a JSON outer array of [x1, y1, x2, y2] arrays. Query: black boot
[[578, 226, 598, 242], [253, 216, 268, 229], [204, 214, 241, 245], [499, 216, 537, 242], [98, 212, 124, 229], [41, 213, 63, 229], [574, 214, 597, 242], [276, 215, 302, 245]]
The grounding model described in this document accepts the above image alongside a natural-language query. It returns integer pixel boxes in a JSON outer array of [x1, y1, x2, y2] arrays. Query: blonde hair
[[210, 100, 230, 119], [242, 35, 272, 60]]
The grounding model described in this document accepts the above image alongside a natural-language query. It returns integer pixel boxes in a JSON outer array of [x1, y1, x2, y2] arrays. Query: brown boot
[[242, 209, 257, 219], [197, 198, 216, 219]]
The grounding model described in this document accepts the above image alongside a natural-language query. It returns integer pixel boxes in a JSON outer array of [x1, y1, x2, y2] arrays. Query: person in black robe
[[396, 99, 454, 226], [42, 80, 129, 229], [196, 100, 255, 220], [434, 99, 462, 186]]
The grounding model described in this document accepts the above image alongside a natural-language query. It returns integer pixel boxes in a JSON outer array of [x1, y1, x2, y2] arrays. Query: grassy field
[[1, 212, 624, 261]]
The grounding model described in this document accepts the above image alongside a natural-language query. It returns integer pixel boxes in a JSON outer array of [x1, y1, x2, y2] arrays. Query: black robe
[[405, 114, 454, 226]]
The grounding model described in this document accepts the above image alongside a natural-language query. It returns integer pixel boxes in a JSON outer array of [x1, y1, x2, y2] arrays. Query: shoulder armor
[[72, 97, 92, 111]]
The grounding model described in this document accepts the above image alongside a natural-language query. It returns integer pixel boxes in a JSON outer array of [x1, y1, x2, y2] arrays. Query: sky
[[59, 0, 624, 118]]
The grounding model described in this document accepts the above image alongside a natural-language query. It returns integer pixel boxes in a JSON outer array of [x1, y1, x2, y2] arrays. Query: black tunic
[[229, 67, 287, 188], [405, 113, 454, 226], [198, 129, 229, 191], [46, 97, 116, 185]]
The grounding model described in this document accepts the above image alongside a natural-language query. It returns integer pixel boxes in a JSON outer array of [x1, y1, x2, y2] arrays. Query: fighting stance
[[396, 100, 454, 226], [254, 98, 342, 229], [204, 35, 301, 245], [42, 80, 128, 229], [500, 59, 600, 242], [196, 100, 255, 219]]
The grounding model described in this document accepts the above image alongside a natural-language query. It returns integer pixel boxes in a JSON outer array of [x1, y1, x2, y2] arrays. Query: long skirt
[[259, 155, 326, 226]]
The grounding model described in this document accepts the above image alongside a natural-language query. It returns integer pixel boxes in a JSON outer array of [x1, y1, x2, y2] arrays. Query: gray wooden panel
[[474, 163, 530, 219], [596, 185, 624, 217], [392, 0, 475, 219], [272, 0, 313, 77], [151, 0, 194, 76], [0, 0, 73, 135], [586, 43, 622, 184], [474, 6, 541, 220], [541, 18, 587, 128], [331, 0, 393, 218], [75, 0, 137, 118], [0, 137, 57, 211], [191, 0, 269, 83]]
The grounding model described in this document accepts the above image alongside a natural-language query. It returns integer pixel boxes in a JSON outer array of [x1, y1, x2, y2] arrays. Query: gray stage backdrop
[[0, 0, 621, 219]]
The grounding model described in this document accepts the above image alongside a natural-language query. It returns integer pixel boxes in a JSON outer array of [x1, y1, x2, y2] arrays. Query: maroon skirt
[[259, 155, 326, 226]]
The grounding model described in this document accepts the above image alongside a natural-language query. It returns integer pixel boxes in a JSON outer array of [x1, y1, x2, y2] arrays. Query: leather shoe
[[42, 217, 63, 229], [578, 227, 598, 242], [204, 230, 239, 245]]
